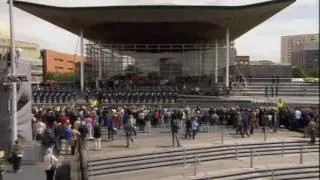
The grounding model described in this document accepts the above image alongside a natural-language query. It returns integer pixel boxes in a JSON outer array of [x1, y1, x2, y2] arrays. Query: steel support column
[[226, 28, 230, 88], [80, 29, 84, 92], [98, 43, 102, 81], [215, 40, 218, 83]]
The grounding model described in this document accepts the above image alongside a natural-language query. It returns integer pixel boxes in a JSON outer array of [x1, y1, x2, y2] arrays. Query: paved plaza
[[85, 129, 319, 180], [2, 126, 319, 180]]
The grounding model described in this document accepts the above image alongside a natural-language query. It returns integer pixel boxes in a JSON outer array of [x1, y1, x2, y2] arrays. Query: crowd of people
[[31, 103, 319, 149], [28, 101, 319, 179]]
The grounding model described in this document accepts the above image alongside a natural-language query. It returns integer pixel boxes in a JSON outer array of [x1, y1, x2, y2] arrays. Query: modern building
[[41, 49, 81, 74], [291, 42, 319, 73], [0, 21, 43, 83], [235, 56, 250, 65], [14, 0, 295, 90], [281, 33, 319, 65]]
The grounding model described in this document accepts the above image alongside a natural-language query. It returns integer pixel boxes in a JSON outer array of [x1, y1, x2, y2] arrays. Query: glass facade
[[85, 43, 236, 83]]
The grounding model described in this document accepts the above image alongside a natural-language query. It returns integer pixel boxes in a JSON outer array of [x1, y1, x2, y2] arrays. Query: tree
[[293, 66, 308, 78], [311, 68, 320, 78], [44, 72, 78, 82]]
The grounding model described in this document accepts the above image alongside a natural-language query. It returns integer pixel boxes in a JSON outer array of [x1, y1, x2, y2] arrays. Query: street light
[[8, 0, 18, 152]]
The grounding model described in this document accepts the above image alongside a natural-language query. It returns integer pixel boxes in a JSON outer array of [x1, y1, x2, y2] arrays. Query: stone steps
[[87, 140, 319, 176]]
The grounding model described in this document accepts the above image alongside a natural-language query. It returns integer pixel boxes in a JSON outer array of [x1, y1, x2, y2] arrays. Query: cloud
[[0, 0, 318, 61]]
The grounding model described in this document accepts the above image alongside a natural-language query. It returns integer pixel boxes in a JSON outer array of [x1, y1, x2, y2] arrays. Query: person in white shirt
[[293, 109, 302, 130], [43, 148, 58, 180]]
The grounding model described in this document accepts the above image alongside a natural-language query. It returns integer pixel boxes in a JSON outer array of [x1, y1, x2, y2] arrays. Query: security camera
[[16, 74, 28, 82], [7, 74, 17, 82]]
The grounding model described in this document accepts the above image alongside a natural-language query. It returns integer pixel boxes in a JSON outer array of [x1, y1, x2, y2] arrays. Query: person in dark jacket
[[93, 123, 102, 151], [105, 113, 114, 141], [185, 118, 192, 138], [11, 140, 23, 173], [170, 112, 181, 147], [78, 121, 89, 150]]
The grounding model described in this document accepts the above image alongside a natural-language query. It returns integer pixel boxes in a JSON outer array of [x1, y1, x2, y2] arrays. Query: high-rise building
[[281, 33, 319, 65], [291, 42, 319, 73]]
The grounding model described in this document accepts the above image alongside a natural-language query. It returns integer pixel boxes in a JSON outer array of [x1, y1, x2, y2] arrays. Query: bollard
[[235, 143, 239, 160], [183, 148, 186, 166], [271, 170, 274, 180], [250, 150, 254, 168], [193, 156, 197, 176], [300, 147, 303, 164], [264, 129, 267, 142], [281, 141, 284, 156], [221, 124, 224, 144]]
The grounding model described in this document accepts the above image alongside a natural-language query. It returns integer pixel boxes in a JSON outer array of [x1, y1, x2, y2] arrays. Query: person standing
[[191, 118, 199, 140], [185, 118, 192, 138], [235, 111, 243, 136], [71, 128, 80, 155], [11, 140, 23, 173], [307, 119, 317, 144], [43, 148, 58, 180], [93, 123, 102, 151], [241, 109, 250, 138], [105, 113, 114, 141], [170, 111, 181, 147]]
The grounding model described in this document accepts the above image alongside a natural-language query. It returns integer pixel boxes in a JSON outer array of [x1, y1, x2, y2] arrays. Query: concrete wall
[[0, 62, 32, 151]]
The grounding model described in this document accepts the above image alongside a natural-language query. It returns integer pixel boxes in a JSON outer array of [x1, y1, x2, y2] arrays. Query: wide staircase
[[87, 140, 319, 179], [231, 81, 319, 97]]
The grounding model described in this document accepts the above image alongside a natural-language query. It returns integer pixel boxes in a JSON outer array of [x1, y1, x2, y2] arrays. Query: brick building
[[235, 56, 250, 65], [41, 49, 81, 74]]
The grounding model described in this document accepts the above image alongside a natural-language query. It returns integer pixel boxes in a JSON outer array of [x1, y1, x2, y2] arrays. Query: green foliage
[[147, 71, 159, 78], [124, 65, 143, 76], [312, 68, 320, 78], [44, 72, 78, 82], [293, 66, 309, 78]]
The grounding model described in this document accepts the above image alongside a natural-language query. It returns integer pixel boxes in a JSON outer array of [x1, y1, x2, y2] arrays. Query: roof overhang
[[14, 0, 295, 44]]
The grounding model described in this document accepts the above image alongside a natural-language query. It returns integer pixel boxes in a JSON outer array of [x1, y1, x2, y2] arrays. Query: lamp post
[[8, 0, 18, 148]]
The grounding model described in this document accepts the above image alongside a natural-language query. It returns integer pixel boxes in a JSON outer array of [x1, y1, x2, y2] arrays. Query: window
[[54, 58, 64, 62]]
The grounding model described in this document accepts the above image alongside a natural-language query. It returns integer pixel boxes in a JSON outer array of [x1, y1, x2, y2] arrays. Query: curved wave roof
[[14, 0, 295, 44]]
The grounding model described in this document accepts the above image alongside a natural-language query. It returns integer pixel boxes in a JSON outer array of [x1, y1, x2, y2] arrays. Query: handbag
[[50, 155, 57, 171]]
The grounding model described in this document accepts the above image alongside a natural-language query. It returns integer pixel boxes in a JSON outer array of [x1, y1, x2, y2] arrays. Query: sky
[[0, 0, 319, 62]]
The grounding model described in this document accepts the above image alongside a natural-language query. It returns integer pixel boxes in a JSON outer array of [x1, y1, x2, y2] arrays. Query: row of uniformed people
[[102, 86, 178, 93], [98, 90, 178, 103], [32, 89, 79, 103]]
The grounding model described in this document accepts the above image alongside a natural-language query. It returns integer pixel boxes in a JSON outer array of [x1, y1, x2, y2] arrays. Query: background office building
[[41, 49, 81, 73], [281, 33, 319, 65], [0, 21, 42, 83], [235, 56, 250, 65], [291, 42, 319, 74]]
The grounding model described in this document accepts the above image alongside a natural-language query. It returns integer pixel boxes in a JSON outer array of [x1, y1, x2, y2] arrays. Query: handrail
[[234, 64, 248, 87]]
